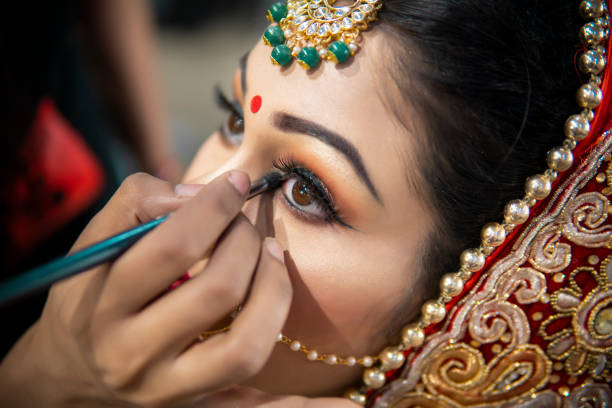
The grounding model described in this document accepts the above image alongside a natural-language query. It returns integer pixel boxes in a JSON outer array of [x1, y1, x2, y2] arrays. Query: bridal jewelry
[[258, 0, 612, 405], [344, 0, 612, 405], [263, 0, 382, 69]]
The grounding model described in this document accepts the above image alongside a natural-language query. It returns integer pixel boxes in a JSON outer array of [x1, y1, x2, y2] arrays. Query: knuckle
[[207, 279, 244, 305], [179, 239, 207, 262], [225, 337, 268, 378], [93, 339, 146, 391], [96, 354, 137, 391], [157, 238, 199, 262], [119, 172, 151, 196]]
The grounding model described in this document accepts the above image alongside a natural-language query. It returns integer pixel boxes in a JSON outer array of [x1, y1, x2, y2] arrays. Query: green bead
[[271, 44, 292, 66], [297, 47, 320, 69], [263, 26, 285, 47], [328, 41, 351, 64], [267, 2, 288, 23]]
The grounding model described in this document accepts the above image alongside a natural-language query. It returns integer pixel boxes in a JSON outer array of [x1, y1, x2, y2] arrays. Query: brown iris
[[227, 112, 244, 134], [292, 179, 314, 206]]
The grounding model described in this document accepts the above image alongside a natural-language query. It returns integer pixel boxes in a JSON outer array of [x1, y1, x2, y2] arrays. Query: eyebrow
[[273, 112, 382, 203], [240, 53, 248, 95]]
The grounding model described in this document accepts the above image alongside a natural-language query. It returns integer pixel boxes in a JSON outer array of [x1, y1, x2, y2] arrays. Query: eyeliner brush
[[0, 172, 288, 306]]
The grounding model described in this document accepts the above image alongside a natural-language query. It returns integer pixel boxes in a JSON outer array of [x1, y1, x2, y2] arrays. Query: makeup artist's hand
[[0, 171, 293, 408], [196, 386, 361, 407]]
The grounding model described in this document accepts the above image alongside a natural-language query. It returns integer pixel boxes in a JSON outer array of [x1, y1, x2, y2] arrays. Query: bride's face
[[183, 30, 433, 396]]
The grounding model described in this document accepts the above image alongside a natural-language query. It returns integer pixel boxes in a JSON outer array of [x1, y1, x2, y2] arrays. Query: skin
[[184, 30, 433, 396], [0, 28, 433, 407]]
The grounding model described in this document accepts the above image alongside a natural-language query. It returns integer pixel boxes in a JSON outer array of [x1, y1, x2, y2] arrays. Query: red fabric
[[7, 98, 105, 255], [370, 6, 612, 404]]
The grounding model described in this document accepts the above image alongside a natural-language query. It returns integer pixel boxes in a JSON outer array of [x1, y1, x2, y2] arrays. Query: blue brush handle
[[0, 215, 168, 306]]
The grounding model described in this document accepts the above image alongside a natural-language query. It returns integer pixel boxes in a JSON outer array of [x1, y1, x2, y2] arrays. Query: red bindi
[[250, 95, 262, 114]]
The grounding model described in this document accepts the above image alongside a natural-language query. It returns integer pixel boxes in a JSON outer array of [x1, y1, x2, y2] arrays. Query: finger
[[131, 214, 261, 356], [103, 171, 250, 313], [49, 173, 189, 312], [71, 172, 188, 252], [197, 386, 358, 408], [168, 238, 292, 393]]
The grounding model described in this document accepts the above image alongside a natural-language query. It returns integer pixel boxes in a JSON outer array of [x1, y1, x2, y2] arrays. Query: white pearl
[[422, 300, 446, 324], [346, 356, 357, 366], [379, 347, 405, 370], [402, 324, 425, 348], [277, 333, 283, 342], [564, 114, 591, 140], [504, 199, 530, 224], [579, 49, 606, 75], [307, 350, 319, 360], [525, 174, 551, 200], [481, 222, 506, 247], [577, 83, 603, 109], [345, 389, 366, 405], [362, 356, 374, 367], [363, 368, 386, 389], [460, 248, 485, 272], [440, 273, 464, 297], [290, 340, 301, 351], [547, 147, 574, 172], [325, 354, 338, 365], [580, 0, 604, 19], [319, 48, 327, 59], [348, 43, 359, 54]]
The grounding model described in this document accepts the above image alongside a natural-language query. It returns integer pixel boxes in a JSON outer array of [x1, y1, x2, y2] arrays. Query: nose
[[243, 193, 276, 239]]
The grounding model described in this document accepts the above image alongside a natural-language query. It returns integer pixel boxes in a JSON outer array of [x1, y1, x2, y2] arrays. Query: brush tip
[[264, 171, 288, 190]]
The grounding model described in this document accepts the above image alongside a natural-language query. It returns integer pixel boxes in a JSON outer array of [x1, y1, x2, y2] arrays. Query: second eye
[[221, 111, 244, 147]]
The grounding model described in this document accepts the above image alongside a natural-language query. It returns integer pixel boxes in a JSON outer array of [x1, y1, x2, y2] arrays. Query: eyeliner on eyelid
[[273, 157, 353, 229]]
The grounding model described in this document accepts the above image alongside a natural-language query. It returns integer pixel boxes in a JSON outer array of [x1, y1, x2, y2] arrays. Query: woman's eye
[[281, 177, 328, 220], [221, 112, 244, 146]]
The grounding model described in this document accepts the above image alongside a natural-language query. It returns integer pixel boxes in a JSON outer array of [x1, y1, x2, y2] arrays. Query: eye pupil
[[227, 113, 244, 134], [292, 180, 313, 206]]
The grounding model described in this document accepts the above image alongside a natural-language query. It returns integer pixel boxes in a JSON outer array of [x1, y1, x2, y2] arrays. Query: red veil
[[367, 1, 612, 406]]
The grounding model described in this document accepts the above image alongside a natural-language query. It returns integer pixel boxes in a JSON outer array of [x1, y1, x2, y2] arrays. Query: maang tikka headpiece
[[263, 0, 382, 69]]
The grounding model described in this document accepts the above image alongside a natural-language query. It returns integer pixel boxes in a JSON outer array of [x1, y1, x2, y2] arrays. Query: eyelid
[[215, 85, 244, 119]]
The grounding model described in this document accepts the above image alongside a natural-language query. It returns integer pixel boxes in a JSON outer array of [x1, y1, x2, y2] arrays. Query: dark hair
[[377, 1, 582, 327]]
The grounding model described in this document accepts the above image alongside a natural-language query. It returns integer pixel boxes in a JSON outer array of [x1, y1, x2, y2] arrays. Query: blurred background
[[0, 0, 274, 355], [155, 0, 270, 166]]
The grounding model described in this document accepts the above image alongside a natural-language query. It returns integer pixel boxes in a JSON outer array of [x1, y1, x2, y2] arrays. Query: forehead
[[246, 30, 413, 199]]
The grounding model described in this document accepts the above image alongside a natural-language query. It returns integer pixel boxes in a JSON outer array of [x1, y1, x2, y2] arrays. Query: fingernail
[[227, 171, 250, 196], [174, 184, 205, 197], [266, 239, 285, 263]]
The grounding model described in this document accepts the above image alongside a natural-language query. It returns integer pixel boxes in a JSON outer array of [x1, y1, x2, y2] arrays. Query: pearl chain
[[343, 0, 611, 405], [277, 334, 379, 367]]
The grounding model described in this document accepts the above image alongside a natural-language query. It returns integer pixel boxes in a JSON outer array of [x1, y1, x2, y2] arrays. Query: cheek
[[275, 210, 416, 353]]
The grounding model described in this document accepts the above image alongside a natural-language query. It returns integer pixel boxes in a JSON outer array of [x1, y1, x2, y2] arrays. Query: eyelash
[[215, 86, 244, 146], [214, 88, 351, 228], [273, 157, 351, 228]]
